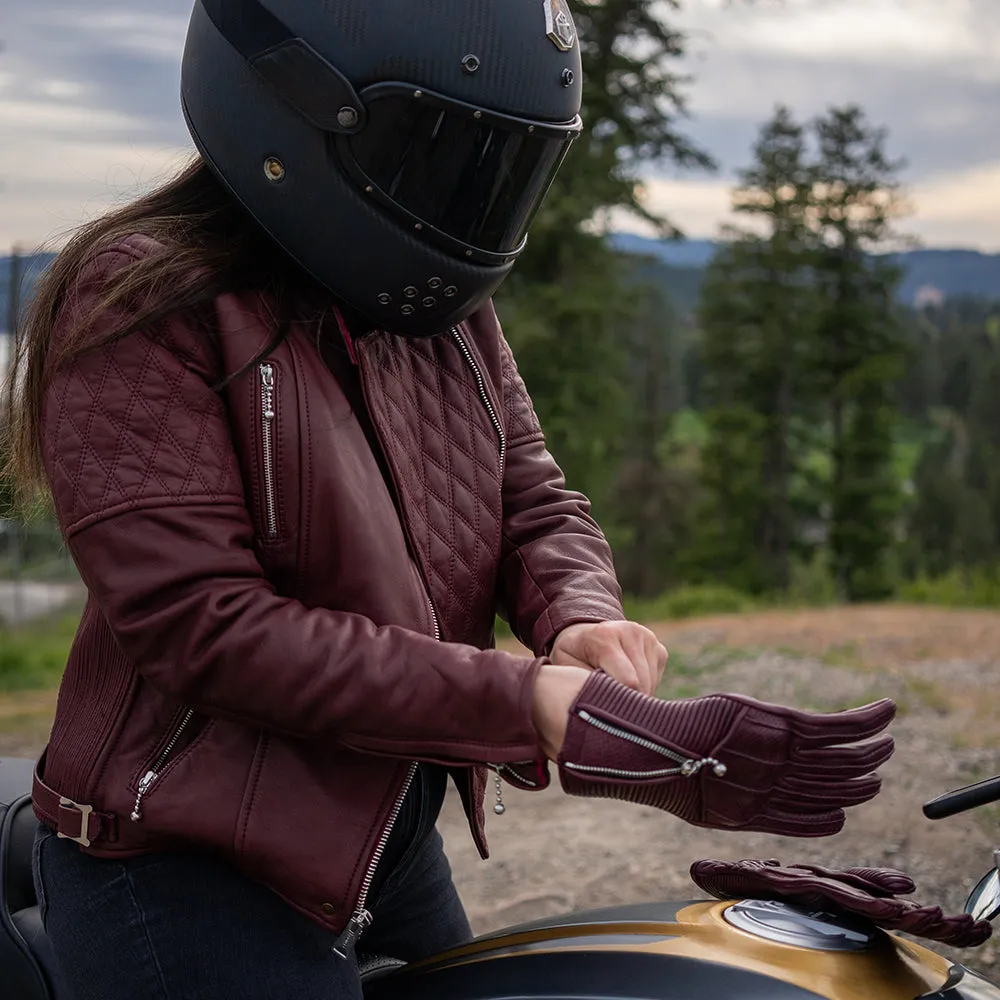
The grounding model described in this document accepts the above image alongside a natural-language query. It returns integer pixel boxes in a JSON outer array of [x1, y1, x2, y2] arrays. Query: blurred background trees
[[4, 0, 1000, 622]]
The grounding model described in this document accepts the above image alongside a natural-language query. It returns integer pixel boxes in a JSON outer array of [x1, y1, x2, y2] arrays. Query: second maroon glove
[[690, 858, 991, 948], [557, 672, 894, 837]]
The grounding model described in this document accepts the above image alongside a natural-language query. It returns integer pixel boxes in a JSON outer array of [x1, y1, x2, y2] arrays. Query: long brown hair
[[2, 157, 293, 505]]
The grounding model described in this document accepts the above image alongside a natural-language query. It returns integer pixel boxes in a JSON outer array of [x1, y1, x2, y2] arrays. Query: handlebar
[[923, 775, 1000, 820]]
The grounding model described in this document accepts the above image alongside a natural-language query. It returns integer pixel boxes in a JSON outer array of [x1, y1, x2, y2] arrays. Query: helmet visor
[[344, 90, 580, 259]]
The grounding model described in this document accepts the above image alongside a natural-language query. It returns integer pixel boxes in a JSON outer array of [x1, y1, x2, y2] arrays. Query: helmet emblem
[[543, 0, 577, 52]]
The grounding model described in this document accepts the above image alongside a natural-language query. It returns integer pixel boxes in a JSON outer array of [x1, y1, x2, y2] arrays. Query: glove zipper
[[564, 710, 727, 779]]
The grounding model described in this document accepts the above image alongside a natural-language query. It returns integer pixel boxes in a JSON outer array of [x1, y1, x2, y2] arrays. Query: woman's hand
[[531, 664, 591, 760], [551, 621, 668, 696]]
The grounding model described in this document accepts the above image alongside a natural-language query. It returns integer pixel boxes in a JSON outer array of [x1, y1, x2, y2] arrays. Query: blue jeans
[[32, 823, 472, 999]]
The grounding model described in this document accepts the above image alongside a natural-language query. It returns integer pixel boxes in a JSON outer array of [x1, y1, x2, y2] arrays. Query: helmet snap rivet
[[413, 90, 424, 99], [561, 68, 575, 87], [377, 292, 392, 305], [263, 157, 285, 182], [364, 185, 374, 194], [473, 110, 482, 120], [428, 277, 442, 289], [443, 285, 457, 298], [465, 249, 473, 257], [527, 125, 535, 134], [336, 106, 359, 129], [461, 54, 481, 74], [414, 222, 423, 231], [401, 304, 415, 316]]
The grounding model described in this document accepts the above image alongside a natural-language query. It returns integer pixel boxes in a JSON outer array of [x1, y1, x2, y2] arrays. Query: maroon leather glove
[[557, 672, 894, 837], [690, 858, 991, 948]]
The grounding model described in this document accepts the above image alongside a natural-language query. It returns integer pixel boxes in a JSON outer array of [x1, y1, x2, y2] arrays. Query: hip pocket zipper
[[130, 709, 197, 822]]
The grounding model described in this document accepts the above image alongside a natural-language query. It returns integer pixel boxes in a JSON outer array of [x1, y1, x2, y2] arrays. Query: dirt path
[[4, 605, 1000, 977]]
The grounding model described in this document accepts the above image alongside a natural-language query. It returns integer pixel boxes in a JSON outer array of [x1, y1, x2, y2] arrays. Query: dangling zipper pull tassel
[[333, 908, 372, 959], [493, 770, 506, 815]]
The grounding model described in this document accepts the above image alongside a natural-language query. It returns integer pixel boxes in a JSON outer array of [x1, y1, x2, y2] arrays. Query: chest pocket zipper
[[259, 362, 279, 539]]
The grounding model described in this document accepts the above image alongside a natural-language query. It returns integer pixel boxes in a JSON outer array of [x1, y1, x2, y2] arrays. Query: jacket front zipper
[[130, 709, 196, 821], [259, 363, 278, 539], [562, 710, 728, 781], [451, 328, 506, 478], [451, 328, 518, 803], [333, 589, 441, 958], [338, 334, 501, 953]]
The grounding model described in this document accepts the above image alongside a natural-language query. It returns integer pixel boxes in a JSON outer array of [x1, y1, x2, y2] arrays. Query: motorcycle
[[3, 753, 1000, 1000]]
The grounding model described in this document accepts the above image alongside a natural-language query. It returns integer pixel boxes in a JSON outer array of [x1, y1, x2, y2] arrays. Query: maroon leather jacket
[[32, 235, 624, 933]]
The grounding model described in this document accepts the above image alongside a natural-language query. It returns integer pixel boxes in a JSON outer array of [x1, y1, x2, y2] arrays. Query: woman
[[4, 2, 893, 998]]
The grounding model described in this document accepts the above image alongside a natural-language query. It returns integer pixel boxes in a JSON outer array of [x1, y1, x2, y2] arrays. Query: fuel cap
[[724, 899, 877, 952]]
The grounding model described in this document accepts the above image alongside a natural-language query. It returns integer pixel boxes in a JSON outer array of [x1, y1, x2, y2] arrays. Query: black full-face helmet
[[181, 0, 583, 336]]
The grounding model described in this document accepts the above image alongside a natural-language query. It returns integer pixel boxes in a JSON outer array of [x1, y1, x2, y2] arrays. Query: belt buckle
[[57, 797, 93, 847]]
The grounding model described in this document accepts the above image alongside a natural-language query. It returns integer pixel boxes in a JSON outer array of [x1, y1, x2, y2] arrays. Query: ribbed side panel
[[45, 597, 137, 801]]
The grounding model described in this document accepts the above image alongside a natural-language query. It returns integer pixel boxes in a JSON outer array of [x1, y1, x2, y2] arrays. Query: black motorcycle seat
[[12, 905, 61, 984], [1, 757, 57, 999]]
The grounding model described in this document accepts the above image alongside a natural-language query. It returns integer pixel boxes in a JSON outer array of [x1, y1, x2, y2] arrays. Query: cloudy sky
[[2, 0, 999, 252]]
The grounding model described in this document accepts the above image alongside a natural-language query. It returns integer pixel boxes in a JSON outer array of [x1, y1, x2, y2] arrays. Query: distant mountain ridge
[[2, 239, 999, 335], [611, 234, 1000, 307]]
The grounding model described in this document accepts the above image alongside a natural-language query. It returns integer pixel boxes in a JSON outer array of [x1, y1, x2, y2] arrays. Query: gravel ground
[[4, 606, 1000, 979]]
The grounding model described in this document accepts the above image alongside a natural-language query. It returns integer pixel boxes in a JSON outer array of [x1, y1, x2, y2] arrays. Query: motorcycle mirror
[[965, 868, 1000, 923]]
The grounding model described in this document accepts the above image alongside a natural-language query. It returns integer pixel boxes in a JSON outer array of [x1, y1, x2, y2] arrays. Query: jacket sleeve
[[41, 252, 544, 766], [495, 331, 626, 656]]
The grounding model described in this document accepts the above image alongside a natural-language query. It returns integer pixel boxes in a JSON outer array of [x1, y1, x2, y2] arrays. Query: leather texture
[[690, 858, 992, 948], [35, 235, 624, 931], [557, 672, 894, 837]]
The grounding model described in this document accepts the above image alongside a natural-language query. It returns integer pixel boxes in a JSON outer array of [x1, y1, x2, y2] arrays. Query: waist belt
[[32, 752, 117, 848]]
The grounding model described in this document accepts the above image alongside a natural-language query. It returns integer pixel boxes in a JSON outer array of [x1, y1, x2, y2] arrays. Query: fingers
[[789, 864, 915, 896], [774, 774, 882, 810], [620, 628, 667, 695], [789, 699, 896, 747], [550, 621, 667, 695], [751, 808, 847, 838], [842, 867, 915, 895], [791, 733, 895, 777], [646, 630, 669, 688]]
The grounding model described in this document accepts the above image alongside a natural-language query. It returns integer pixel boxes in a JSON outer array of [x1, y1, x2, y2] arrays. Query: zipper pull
[[130, 770, 158, 822], [332, 908, 372, 959], [260, 364, 275, 419]]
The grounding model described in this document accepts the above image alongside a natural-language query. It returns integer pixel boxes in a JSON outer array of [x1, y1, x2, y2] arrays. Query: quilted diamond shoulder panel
[[498, 335, 544, 448], [43, 325, 245, 537], [358, 333, 503, 644]]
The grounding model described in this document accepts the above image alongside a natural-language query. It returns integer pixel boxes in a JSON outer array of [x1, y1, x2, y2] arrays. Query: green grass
[[0, 609, 79, 692], [625, 584, 756, 622], [898, 568, 1000, 608]]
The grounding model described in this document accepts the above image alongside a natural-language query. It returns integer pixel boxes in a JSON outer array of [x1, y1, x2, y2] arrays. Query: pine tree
[[810, 107, 906, 599], [695, 108, 820, 592], [496, 0, 712, 508], [696, 105, 906, 599]]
